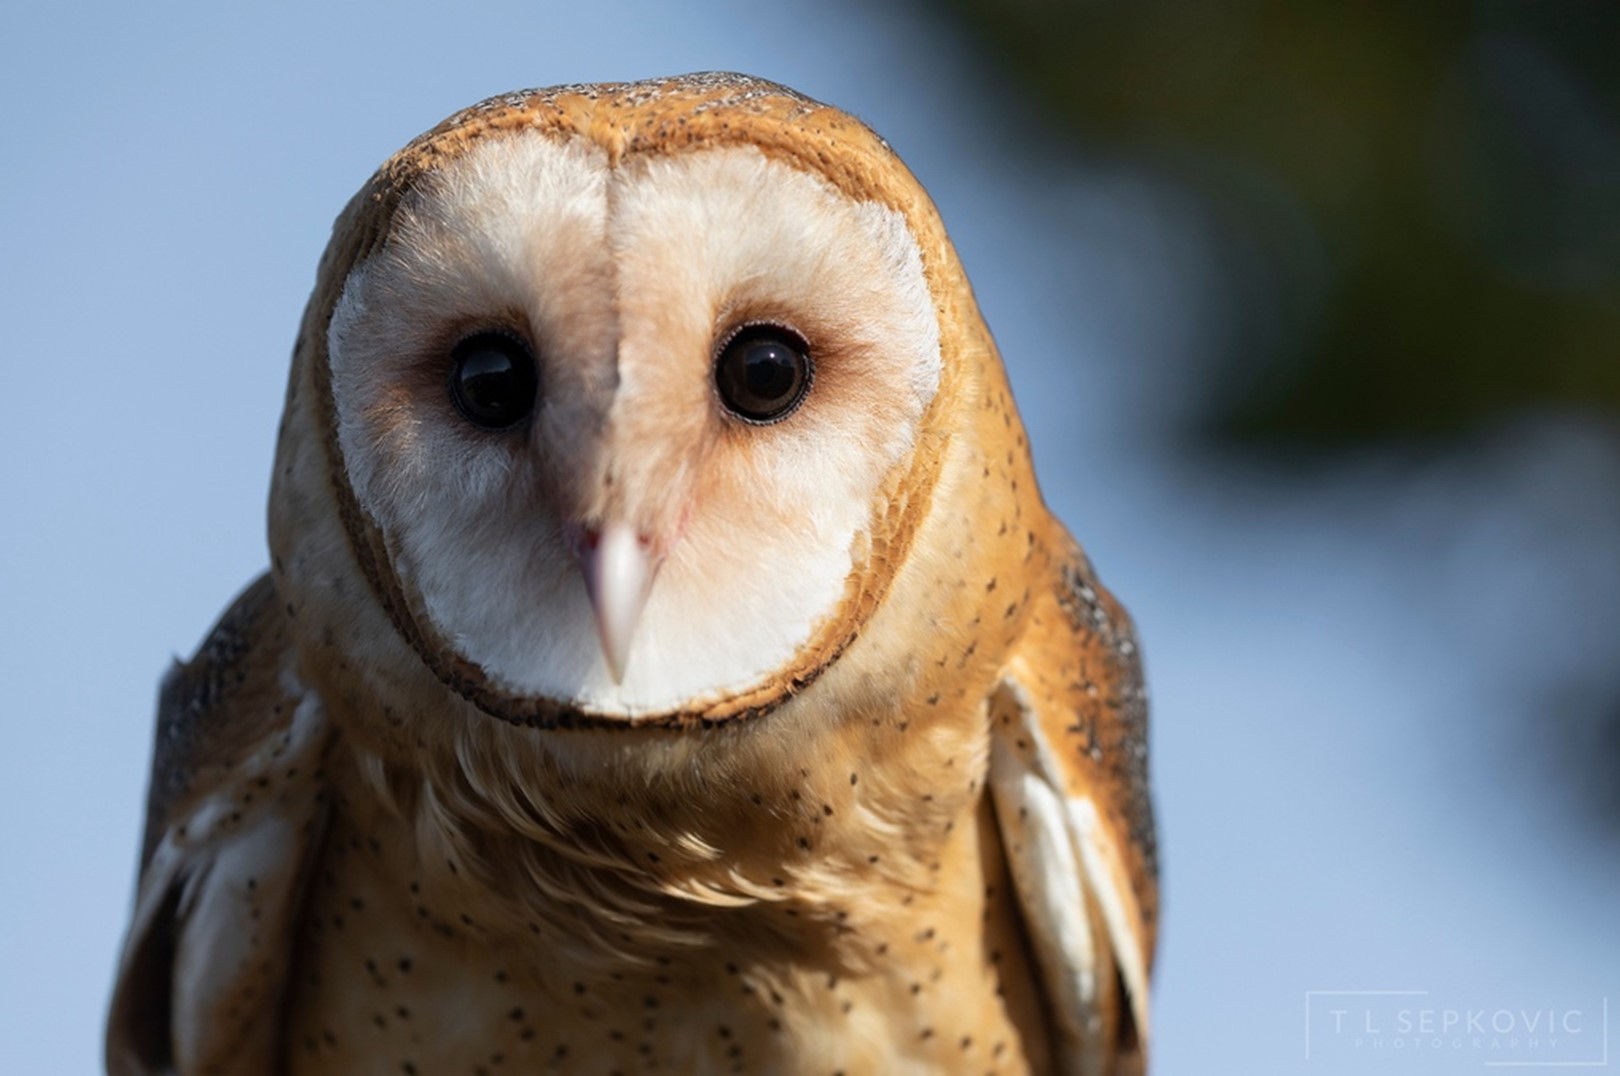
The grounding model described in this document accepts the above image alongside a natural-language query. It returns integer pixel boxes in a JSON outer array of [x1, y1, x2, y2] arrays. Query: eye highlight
[[448, 330, 539, 430], [714, 325, 813, 424]]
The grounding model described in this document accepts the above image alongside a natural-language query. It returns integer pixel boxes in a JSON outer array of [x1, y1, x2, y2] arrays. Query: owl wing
[[988, 540, 1158, 1076], [107, 574, 333, 1076]]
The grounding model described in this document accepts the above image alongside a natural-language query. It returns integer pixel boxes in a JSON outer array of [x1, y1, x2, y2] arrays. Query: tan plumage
[[108, 73, 1158, 1075]]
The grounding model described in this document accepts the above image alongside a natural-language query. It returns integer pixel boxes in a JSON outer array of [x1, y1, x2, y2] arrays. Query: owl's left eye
[[448, 331, 539, 429], [714, 325, 813, 424]]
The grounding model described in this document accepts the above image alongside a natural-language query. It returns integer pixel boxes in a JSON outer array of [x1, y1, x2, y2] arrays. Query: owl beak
[[571, 522, 660, 683]]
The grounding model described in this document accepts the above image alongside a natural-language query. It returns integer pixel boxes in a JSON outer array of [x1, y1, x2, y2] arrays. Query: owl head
[[269, 73, 1011, 734]]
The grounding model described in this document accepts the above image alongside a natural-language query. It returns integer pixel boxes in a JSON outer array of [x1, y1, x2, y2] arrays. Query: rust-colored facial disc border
[[308, 73, 961, 731]]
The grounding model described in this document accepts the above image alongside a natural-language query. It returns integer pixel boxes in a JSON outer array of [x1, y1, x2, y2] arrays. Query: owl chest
[[281, 794, 1051, 1075]]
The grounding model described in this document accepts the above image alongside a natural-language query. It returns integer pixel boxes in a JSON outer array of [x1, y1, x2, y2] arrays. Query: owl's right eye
[[448, 331, 539, 430]]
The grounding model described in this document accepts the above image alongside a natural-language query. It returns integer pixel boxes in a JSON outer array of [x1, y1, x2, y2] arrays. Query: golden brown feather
[[109, 73, 1157, 1076]]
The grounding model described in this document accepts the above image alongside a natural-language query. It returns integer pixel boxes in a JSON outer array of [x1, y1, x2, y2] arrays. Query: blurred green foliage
[[938, 0, 1620, 450]]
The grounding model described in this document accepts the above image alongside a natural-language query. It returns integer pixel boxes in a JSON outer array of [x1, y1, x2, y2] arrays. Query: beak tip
[[577, 522, 659, 686], [601, 636, 630, 685]]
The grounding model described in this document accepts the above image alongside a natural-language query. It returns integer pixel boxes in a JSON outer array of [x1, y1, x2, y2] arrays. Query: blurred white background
[[2, 2, 1615, 1073]]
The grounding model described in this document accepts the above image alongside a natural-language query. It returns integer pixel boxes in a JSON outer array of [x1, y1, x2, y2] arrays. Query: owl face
[[324, 133, 942, 719]]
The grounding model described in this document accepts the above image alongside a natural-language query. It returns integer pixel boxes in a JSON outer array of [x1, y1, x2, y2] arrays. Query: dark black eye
[[714, 326, 813, 423], [448, 331, 538, 429]]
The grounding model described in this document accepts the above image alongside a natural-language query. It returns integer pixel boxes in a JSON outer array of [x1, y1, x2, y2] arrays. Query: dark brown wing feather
[[990, 537, 1158, 1075], [140, 574, 285, 868], [108, 573, 332, 1076]]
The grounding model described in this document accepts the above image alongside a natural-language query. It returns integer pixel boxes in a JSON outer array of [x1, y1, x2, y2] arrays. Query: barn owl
[[107, 73, 1157, 1076]]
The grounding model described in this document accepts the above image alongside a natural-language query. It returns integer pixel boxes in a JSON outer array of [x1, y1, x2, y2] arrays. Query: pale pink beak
[[569, 522, 660, 683]]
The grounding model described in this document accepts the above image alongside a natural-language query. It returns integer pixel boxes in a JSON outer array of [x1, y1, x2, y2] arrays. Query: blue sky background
[[2, 2, 1617, 1073]]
